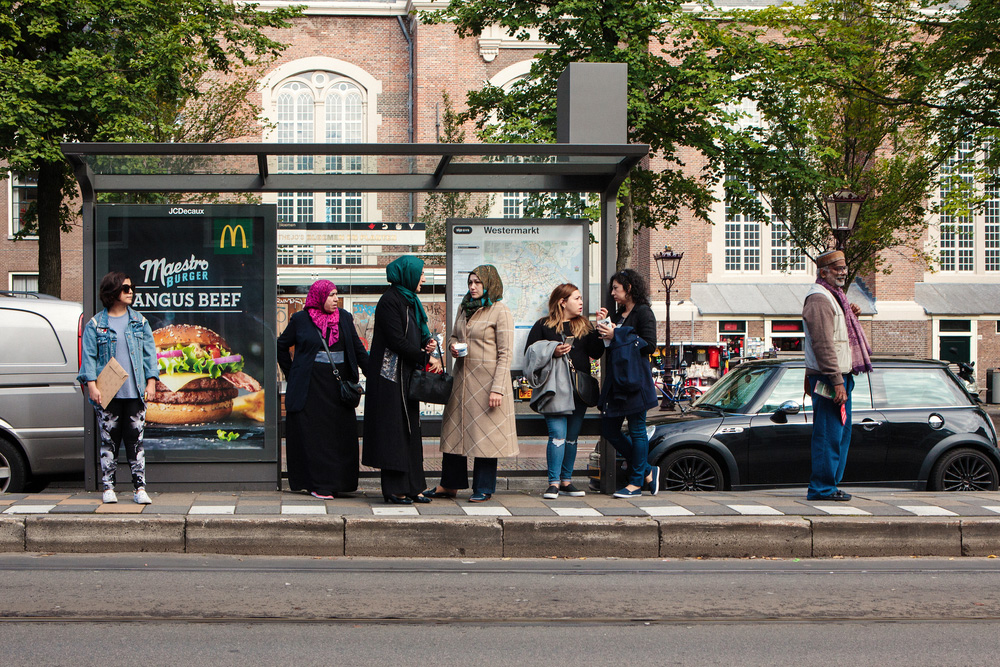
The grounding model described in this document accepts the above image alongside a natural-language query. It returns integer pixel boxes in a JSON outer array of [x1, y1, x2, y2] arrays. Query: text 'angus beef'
[[149, 324, 261, 424]]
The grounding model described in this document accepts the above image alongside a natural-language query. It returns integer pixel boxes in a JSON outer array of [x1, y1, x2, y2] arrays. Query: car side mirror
[[770, 399, 801, 424]]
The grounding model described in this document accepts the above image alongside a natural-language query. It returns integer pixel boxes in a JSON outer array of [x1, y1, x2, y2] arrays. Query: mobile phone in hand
[[564, 336, 576, 346]]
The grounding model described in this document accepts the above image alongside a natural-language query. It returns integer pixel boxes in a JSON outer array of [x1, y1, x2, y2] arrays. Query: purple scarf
[[817, 277, 872, 374], [304, 280, 340, 346]]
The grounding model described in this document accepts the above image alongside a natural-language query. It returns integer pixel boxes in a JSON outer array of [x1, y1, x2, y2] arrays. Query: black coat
[[598, 303, 658, 417], [277, 309, 369, 414], [524, 319, 604, 373], [361, 286, 429, 471]]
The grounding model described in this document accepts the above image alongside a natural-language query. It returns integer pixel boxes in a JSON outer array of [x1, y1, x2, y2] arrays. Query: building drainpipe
[[397, 15, 415, 227]]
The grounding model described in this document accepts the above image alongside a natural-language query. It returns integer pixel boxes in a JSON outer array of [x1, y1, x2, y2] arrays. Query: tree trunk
[[35, 160, 64, 298], [616, 188, 635, 271]]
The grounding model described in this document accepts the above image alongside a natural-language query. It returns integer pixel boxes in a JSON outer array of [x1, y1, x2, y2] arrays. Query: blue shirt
[[108, 313, 139, 399]]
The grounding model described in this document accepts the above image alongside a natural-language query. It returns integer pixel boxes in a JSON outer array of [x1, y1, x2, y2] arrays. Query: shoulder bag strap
[[314, 321, 345, 383]]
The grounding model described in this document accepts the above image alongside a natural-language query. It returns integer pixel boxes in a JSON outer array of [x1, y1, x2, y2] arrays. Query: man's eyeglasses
[[119, 284, 134, 294]]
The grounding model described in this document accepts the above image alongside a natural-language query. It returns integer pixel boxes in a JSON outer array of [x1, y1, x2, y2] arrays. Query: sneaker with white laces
[[542, 484, 560, 499], [558, 483, 586, 497], [133, 488, 152, 504], [102, 488, 117, 504]]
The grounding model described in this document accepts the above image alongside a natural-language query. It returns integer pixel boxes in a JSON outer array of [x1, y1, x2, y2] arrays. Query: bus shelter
[[63, 138, 646, 492]]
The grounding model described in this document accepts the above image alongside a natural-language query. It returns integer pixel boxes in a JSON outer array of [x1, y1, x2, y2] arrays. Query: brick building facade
[[2, 0, 998, 386]]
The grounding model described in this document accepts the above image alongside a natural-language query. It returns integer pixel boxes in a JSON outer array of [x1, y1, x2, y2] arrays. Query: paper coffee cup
[[454, 343, 468, 357]]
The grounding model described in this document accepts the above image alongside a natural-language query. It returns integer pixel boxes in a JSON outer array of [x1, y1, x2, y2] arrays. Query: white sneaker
[[133, 488, 152, 505], [102, 489, 117, 504]]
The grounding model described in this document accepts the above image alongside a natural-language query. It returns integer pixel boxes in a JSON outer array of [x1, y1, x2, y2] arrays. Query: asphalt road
[[3, 555, 1000, 665]]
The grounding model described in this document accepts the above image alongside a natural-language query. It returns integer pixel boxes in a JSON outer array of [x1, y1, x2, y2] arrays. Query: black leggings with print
[[95, 398, 146, 491]]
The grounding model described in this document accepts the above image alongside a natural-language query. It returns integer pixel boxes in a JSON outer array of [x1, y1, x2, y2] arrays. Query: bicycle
[[653, 363, 704, 412]]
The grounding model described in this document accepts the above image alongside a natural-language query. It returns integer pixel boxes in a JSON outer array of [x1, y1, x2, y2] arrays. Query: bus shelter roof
[[61, 142, 648, 194]]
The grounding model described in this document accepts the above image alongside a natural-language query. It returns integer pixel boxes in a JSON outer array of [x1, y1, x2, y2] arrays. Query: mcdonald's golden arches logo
[[213, 218, 253, 254]]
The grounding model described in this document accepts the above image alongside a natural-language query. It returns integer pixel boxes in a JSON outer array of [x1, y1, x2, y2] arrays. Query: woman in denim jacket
[[77, 271, 159, 505]]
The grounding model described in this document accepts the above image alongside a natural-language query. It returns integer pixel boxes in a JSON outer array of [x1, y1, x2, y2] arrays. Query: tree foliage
[[711, 0, 1000, 282], [423, 0, 741, 270], [0, 0, 299, 296]]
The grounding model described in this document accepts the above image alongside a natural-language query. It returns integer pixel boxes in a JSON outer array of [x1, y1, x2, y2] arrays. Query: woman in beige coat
[[424, 265, 518, 502]]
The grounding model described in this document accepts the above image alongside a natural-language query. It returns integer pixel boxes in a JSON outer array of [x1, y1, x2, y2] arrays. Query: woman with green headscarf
[[424, 265, 518, 503], [362, 255, 440, 504]]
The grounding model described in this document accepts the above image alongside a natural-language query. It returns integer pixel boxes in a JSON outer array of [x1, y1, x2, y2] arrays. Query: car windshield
[[693, 364, 774, 413]]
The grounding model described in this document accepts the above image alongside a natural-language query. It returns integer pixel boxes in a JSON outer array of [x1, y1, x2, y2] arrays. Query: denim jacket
[[77, 307, 159, 402]]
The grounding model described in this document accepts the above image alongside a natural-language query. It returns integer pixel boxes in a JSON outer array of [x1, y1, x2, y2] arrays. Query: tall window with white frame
[[724, 179, 761, 272], [938, 141, 976, 273], [274, 73, 366, 267], [8, 173, 38, 238]]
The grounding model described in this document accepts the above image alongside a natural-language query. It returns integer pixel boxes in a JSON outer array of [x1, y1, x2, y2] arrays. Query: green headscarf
[[459, 264, 504, 317], [386, 255, 431, 343]]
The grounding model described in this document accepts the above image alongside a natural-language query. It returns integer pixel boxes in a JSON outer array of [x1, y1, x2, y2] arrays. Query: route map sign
[[446, 219, 589, 371]]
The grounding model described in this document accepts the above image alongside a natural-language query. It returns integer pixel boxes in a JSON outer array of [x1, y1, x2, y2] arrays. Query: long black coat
[[599, 302, 658, 417], [277, 309, 369, 414], [361, 286, 429, 471]]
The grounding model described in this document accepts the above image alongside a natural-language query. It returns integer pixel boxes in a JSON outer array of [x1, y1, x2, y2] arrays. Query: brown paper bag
[[96, 358, 129, 409]]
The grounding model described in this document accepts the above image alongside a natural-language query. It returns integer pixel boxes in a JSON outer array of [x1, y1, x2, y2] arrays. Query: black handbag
[[409, 342, 453, 404], [568, 358, 600, 407], [316, 322, 363, 409]]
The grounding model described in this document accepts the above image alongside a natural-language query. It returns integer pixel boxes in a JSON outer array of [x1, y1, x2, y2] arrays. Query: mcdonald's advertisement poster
[[96, 205, 277, 457]]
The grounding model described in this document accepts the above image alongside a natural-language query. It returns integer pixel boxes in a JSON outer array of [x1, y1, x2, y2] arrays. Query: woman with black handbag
[[524, 284, 603, 499], [277, 280, 368, 499], [362, 256, 440, 505], [424, 265, 517, 503]]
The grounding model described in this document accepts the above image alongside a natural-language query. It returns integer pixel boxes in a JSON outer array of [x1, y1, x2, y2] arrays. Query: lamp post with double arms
[[653, 247, 684, 370]]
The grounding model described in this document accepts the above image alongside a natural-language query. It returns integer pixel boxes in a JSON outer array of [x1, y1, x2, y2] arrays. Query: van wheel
[[0, 439, 29, 494], [660, 448, 725, 491], [930, 447, 999, 491]]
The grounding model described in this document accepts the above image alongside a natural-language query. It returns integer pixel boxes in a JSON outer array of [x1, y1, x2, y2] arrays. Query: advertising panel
[[95, 205, 277, 462], [446, 219, 589, 371]]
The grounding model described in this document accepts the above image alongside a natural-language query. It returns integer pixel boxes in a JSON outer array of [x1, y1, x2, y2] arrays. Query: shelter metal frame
[[63, 141, 648, 492]]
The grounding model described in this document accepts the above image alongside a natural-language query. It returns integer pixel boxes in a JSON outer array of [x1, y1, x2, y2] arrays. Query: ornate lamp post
[[653, 246, 684, 369], [823, 188, 865, 250]]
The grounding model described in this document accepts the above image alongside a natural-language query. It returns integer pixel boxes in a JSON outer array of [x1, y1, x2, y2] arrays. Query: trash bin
[[988, 368, 999, 404]]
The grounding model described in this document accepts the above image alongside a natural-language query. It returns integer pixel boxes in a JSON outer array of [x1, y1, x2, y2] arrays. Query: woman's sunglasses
[[119, 284, 134, 294]]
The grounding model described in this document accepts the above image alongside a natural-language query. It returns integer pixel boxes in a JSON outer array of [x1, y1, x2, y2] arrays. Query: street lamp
[[653, 246, 684, 370], [823, 188, 865, 250]]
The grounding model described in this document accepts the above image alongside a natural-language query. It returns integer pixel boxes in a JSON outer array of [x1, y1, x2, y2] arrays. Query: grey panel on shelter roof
[[914, 283, 1000, 315], [691, 282, 877, 316]]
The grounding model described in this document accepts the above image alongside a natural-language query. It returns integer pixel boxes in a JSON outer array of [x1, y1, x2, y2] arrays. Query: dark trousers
[[440, 452, 498, 496], [95, 398, 146, 491], [380, 435, 427, 499], [808, 374, 854, 498]]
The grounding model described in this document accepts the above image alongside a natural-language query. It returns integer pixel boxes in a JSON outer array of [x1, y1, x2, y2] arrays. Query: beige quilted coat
[[439, 302, 518, 458]]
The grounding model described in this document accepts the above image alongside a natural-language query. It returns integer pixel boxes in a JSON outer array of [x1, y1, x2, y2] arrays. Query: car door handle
[[861, 419, 882, 430]]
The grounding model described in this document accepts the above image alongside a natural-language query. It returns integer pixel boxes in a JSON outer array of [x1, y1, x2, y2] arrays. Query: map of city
[[484, 239, 584, 325]]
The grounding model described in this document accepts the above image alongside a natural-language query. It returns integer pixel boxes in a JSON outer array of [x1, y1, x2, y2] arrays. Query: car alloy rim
[[941, 454, 995, 491], [0, 452, 9, 493], [663, 455, 719, 491]]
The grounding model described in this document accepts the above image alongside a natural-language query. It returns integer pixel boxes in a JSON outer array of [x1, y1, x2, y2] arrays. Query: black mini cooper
[[645, 358, 999, 492]]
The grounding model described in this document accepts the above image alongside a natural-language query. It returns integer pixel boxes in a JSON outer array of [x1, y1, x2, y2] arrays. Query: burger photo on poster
[[149, 324, 263, 424]]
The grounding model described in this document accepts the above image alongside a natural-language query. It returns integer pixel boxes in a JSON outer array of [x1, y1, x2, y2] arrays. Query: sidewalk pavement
[[4, 483, 1000, 559]]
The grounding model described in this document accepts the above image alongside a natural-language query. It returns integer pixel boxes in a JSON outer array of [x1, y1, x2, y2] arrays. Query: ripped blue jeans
[[543, 401, 587, 484]]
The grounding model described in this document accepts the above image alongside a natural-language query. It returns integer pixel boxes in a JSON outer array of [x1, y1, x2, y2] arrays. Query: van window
[[0, 309, 66, 364]]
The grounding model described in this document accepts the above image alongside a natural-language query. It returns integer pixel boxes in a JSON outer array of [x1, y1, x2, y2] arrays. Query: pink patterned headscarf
[[304, 280, 340, 346]]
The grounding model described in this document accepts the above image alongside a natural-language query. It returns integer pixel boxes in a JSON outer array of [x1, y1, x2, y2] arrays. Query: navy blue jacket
[[277, 309, 369, 414]]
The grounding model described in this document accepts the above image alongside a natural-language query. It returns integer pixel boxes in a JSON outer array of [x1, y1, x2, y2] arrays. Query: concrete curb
[[501, 517, 658, 558], [186, 516, 345, 556], [345, 517, 502, 558], [660, 517, 812, 558], [810, 517, 962, 557], [958, 518, 1000, 557], [25, 516, 185, 553], [4, 515, 1000, 558], [0, 516, 25, 552]]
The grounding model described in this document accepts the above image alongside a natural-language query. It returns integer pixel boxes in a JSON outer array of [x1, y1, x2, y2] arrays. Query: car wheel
[[930, 447, 999, 492], [659, 448, 725, 491], [0, 438, 29, 494]]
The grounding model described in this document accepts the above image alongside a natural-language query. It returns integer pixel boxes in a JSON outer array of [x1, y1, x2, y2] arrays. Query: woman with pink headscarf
[[278, 280, 369, 498]]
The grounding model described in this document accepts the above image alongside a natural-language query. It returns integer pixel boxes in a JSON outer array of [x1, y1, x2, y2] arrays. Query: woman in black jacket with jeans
[[595, 269, 660, 498]]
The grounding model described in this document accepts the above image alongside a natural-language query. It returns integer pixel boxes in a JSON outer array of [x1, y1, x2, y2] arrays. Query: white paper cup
[[454, 343, 468, 357]]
